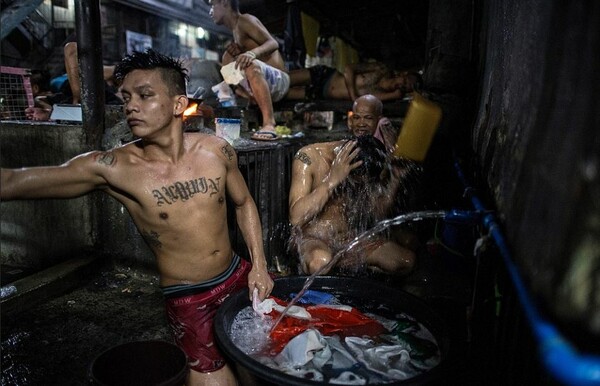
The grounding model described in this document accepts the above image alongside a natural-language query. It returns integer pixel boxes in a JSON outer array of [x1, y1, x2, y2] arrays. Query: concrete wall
[[0, 122, 99, 269], [0, 120, 163, 271], [470, 1, 600, 336]]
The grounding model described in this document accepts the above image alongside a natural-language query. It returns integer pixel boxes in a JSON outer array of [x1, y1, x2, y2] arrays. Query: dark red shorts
[[163, 256, 250, 373]]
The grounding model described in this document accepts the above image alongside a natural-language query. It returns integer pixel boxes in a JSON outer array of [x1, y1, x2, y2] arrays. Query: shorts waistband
[[161, 254, 241, 299]]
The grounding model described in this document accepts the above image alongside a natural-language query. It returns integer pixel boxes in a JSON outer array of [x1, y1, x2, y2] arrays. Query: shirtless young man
[[0, 49, 273, 386], [208, 0, 290, 141], [286, 62, 421, 102], [288, 94, 418, 275]]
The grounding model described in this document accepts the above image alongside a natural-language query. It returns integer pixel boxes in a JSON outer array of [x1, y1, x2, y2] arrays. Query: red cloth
[[266, 297, 386, 353]]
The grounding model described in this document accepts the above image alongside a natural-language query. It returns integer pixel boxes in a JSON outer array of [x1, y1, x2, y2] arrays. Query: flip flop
[[251, 130, 280, 141]]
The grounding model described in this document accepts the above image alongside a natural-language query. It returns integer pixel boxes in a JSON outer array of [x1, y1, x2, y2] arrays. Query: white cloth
[[252, 296, 312, 320], [275, 329, 366, 382], [275, 329, 325, 367], [220, 62, 245, 85], [345, 336, 417, 380], [330, 371, 367, 385], [211, 81, 235, 104]]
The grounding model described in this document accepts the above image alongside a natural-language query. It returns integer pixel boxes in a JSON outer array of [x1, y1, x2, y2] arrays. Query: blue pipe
[[453, 158, 600, 386]]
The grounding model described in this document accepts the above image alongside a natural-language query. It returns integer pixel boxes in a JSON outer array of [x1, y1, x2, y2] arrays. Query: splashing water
[[271, 210, 447, 332]]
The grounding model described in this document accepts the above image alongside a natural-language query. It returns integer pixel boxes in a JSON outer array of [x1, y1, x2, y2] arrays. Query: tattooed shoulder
[[220, 144, 235, 161], [95, 151, 115, 166], [295, 151, 311, 165]]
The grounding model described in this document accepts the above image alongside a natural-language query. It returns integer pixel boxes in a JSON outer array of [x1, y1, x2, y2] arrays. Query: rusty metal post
[[75, 0, 105, 148]]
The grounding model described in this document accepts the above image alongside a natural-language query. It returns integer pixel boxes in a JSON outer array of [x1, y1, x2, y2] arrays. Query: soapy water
[[228, 211, 448, 384], [230, 298, 441, 384], [272, 210, 448, 332]]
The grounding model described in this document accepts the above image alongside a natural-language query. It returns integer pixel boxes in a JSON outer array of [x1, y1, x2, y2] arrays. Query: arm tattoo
[[152, 176, 221, 206], [221, 145, 234, 161], [295, 151, 311, 165], [141, 229, 162, 249], [96, 152, 115, 166]]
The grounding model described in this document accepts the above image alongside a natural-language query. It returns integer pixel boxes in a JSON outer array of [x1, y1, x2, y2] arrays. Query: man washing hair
[[288, 94, 421, 275]]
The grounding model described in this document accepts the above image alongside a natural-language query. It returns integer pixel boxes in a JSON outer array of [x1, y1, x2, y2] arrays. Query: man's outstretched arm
[[1, 152, 108, 201]]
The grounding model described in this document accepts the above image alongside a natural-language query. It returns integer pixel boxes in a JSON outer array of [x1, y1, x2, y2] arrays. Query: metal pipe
[[453, 157, 600, 386], [75, 0, 104, 148]]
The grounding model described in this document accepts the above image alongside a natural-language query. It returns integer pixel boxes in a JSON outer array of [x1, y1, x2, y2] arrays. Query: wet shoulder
[[185, 133, 235, 162], [92, 139, 142, 168], [295, 141, 339, 165]]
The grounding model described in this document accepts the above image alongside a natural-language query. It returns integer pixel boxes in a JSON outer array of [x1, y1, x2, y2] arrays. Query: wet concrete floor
[[1, 263, 173, 386]]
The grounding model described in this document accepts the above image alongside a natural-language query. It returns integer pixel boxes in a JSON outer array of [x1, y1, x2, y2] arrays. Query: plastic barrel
[[89, 340, 187, 386]]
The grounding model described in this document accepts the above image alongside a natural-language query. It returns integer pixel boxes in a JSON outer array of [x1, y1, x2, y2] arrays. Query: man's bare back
[[325, 71, 386, 99]]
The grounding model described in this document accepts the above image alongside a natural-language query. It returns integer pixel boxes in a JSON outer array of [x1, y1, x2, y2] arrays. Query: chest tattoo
[[152, 176, 221, 206], [295, 151, 311, 165]]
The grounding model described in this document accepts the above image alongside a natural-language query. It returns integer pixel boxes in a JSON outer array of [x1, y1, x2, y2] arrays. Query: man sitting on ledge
[[208, 0, 290, 141]]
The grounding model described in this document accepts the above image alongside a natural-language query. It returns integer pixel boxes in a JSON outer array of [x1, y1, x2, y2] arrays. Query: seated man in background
[[208, 0, 290, 141], [25, 69, 54, 121], [286, 62, 422, 102], [288, 94, 420, 275]]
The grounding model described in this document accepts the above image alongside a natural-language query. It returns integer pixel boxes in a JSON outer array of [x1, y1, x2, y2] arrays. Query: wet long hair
[[113, 49, 189, 96], [340, 134, 423, 229], [347, 135, 388, 183]]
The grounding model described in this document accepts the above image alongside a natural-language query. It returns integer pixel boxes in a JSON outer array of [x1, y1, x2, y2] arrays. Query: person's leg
[[64, 42, 80, 104], [366, 241, 415, 274], [243, 63, 277, 135], [299, 238, 334, 274], [288, 68, 311, 86], [187, 365, 238, 386]]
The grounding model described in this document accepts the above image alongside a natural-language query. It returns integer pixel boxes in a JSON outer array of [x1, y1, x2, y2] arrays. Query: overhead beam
[[0, 0, 45, 40]]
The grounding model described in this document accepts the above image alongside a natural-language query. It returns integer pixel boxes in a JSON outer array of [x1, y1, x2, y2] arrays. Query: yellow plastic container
[[393, 93, 443, 162]]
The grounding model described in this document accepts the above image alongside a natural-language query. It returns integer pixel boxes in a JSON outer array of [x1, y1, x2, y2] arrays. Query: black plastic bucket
[[89, 340, 188, 386], [215, 276, 450, 386]]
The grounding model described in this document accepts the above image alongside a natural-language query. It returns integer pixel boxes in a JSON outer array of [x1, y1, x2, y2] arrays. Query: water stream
[[271, 210, 448, 332]]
